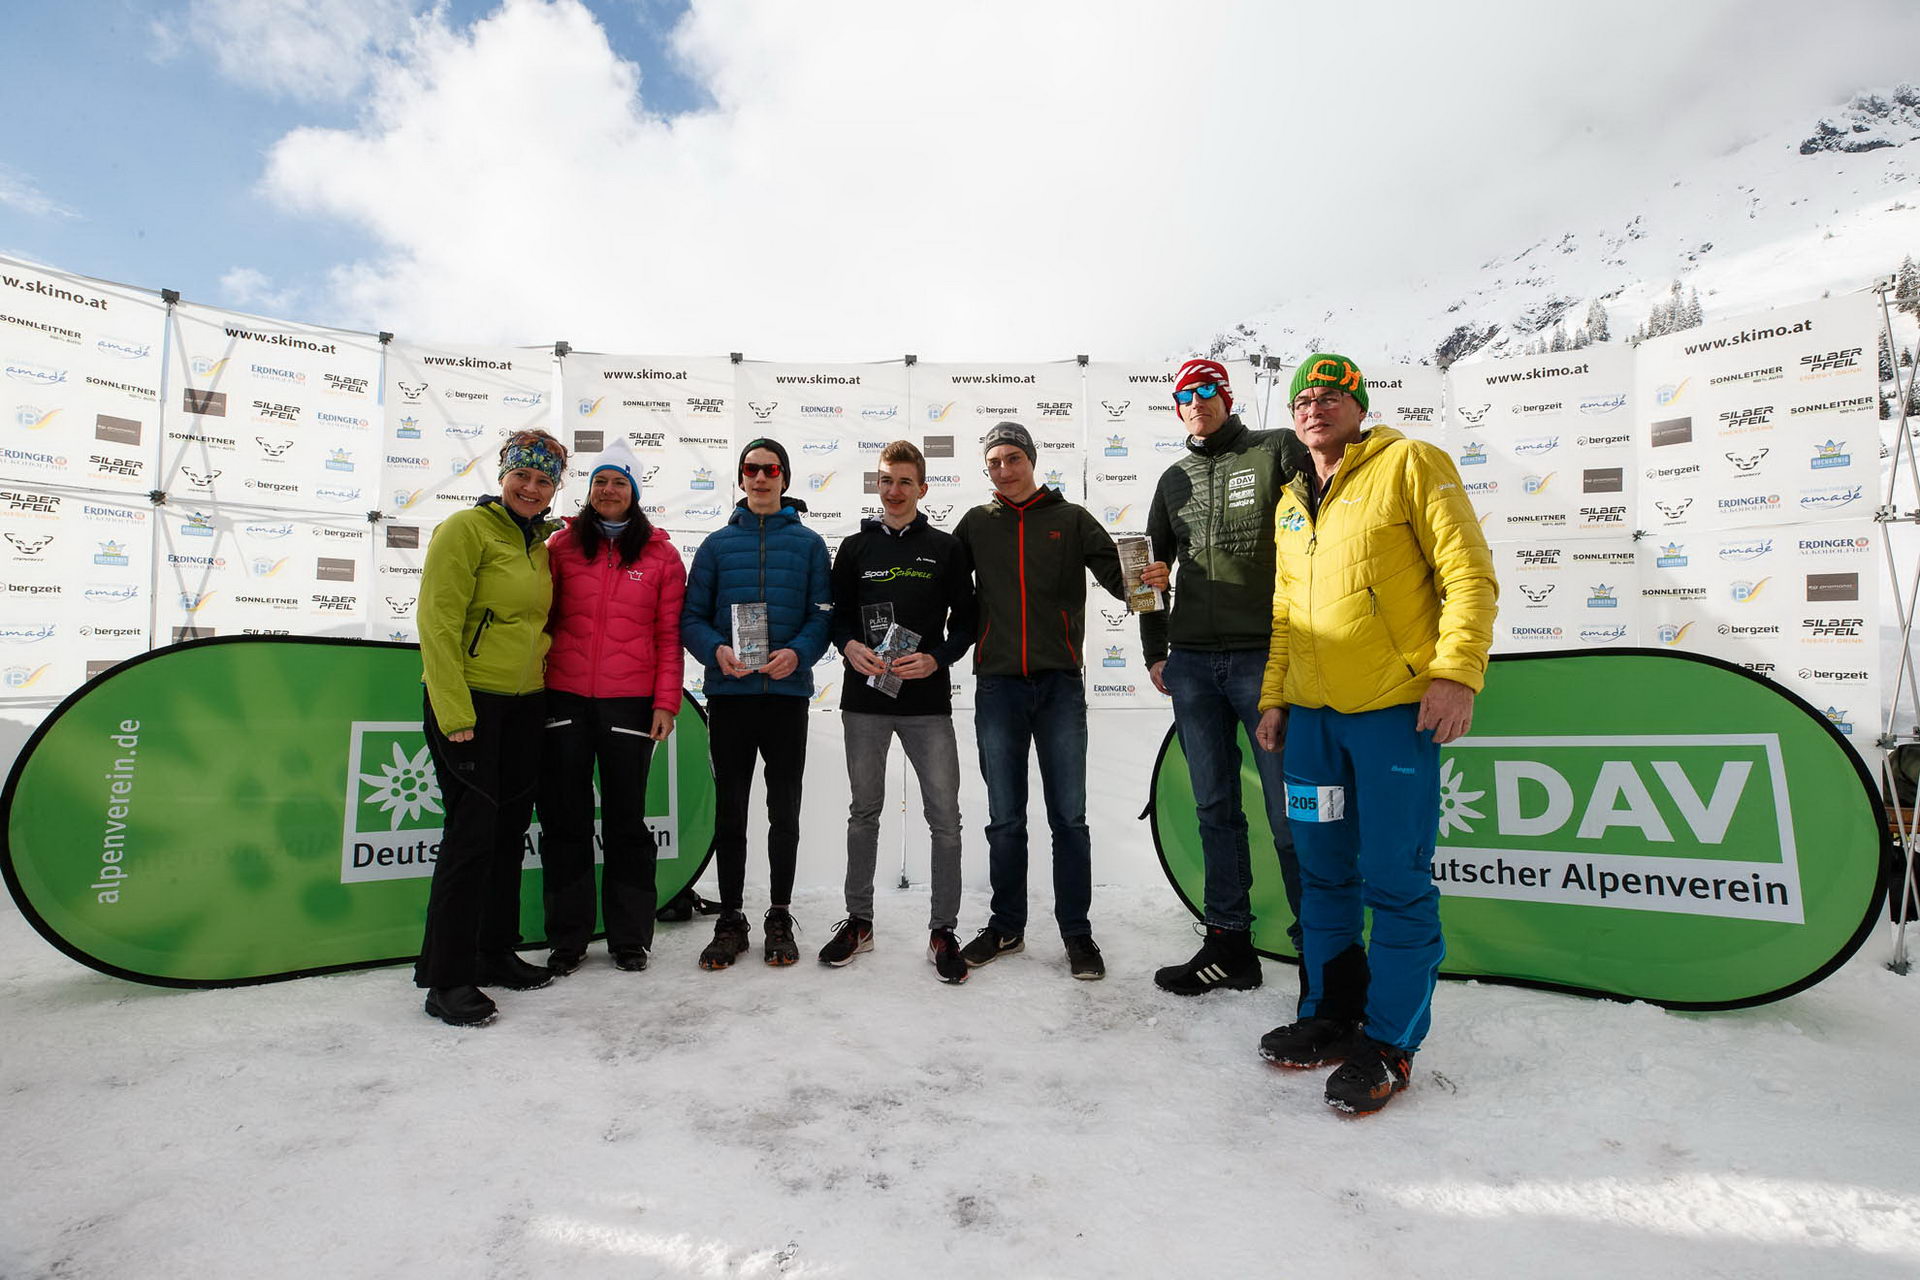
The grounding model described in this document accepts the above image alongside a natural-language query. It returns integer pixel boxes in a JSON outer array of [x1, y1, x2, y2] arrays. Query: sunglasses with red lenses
[[741, 462, 784, 478]]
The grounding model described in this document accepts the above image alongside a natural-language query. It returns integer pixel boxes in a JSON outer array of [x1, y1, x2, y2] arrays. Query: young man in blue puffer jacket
[[681, 437, 833, 969]]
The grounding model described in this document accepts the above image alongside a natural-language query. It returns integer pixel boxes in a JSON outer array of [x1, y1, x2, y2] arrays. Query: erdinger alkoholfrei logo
[[1432, 734, 1802, 922]]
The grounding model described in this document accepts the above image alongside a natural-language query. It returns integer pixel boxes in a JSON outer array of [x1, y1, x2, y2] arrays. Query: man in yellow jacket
[[1252, 353, 1497, 1114]]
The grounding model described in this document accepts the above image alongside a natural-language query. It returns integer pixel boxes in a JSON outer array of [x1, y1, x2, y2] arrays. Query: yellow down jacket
[[1257, 427, 1497, 714]]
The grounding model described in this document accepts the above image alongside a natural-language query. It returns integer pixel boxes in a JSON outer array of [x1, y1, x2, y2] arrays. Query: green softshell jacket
[[418, 498, 559, 734]]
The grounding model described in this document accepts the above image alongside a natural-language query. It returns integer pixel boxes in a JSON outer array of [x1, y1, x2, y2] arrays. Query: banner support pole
[[1873, 278, 1916, 972]]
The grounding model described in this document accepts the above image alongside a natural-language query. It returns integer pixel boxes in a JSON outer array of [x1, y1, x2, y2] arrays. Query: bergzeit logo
[[1432, 736, 1802, 922]]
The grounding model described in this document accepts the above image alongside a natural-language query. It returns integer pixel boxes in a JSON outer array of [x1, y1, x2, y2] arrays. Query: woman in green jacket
[[413, 429, 569, 1027]]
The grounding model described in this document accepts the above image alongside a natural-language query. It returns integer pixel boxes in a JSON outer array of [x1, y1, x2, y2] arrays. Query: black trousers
[[536, 690, 659, 955], [706, 694, 809, 911], [415, 690, 544, 987]]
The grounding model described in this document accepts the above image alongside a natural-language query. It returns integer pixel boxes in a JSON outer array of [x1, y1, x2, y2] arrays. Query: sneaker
[[818, 917, 874, 967], [477, 952, 554, 991], [547, 948, 586, 976], [927, 928, 969, 984], [1064, 934, 1105, 981], [1154, 924, 1262, 996], [764, 908, 800, 967], [612, 947, 650, 972], [1259, 1017, 1366, 1069], [699, 911, 751, 970], [1324, 1039, 1413, 1115], [960, 926, 1024, 968], [423, 985, 497, 1027]]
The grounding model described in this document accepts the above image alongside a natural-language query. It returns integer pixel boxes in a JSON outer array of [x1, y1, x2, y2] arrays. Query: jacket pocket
[[467, 608, 494, 658], [1366, 587, 1417, 678]]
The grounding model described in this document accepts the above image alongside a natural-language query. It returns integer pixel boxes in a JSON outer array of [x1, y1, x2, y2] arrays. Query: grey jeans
[[842, 711, 964, 930]]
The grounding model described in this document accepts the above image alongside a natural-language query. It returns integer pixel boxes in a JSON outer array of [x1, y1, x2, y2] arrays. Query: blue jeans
[[973, 671, 1092, 938], [1163, 648, 1302, 944]]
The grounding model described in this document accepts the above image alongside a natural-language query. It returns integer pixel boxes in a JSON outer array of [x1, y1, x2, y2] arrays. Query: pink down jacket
[[544, 522, 686, 711]]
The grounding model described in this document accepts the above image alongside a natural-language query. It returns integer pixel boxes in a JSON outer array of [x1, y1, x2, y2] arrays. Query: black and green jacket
[[1141, 415, 1309, 665], [955, 486, 1125, 677]]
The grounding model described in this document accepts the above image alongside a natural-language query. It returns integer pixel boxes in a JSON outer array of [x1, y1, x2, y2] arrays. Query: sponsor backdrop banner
[[1152, 651, 1887, 1008], [561, 352, 738, 539], [1, 638, 715, 986], [1, 256, 166, 498], [0, 488, 153, 696], [733, 360, 910, 545]]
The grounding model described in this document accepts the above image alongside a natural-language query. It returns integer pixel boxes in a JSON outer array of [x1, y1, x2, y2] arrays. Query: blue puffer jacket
[[681, 498, 833, 698]]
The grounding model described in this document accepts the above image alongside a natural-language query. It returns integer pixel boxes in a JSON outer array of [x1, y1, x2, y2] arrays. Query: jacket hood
[[857, 511, 929, 536], [728, 498, 808, 528], [990, 484, 1064, 513]]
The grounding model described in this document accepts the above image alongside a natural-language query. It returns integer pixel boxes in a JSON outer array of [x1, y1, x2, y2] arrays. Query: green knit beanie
[[1288, 353, 1369, 412]]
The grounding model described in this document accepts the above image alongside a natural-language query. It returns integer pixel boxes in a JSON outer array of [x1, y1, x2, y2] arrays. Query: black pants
[[707, 694, 809, 911], [537, 690, 659, 955], [415, 690, 544, 987]]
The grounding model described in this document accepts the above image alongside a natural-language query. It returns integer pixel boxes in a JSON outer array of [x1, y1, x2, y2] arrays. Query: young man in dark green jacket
[[955, 422, 1126, 979], [1139, 359, 1310, 998]]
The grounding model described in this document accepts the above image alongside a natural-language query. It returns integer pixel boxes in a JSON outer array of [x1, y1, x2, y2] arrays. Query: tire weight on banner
[[1, 637, 716, 987]]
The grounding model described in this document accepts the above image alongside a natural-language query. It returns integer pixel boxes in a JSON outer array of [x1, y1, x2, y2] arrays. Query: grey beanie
[[981, 421, 1036, 465]]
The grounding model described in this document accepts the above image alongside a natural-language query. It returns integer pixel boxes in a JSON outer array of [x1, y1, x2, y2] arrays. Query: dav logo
[[1810, 440, 1851, 470], [1104, 435, 1128, 456], [689, 468, 715, 491], [1103, 645, 1125, 668], [1587, 585, 1618, 608], [1730, 578, 1770, 603]]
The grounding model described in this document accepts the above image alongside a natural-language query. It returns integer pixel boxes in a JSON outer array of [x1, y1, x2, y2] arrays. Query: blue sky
[[3, 1, 1915, 359]]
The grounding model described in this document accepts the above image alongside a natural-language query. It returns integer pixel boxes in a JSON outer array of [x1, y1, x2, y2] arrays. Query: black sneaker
[[478, 952, 554, 991], [547, 948, 586, 976], [1064, 934, 1105, 981], [818, 917, 874, 967], [960, 926, 1024, 967], [1259, 1017, 1366, 1068], [423, 985, 497, 1027], [612, 947, 650, 972], [1154, 924, 1262, 996], [764, 908, 800, 967], [927, 928, 969, 984], [1324, 1039, 1414, 1115], [699, 911, 750, 970]]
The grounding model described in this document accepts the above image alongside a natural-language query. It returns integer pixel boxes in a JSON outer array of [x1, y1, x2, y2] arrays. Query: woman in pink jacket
[[538, 438, 686, 974]]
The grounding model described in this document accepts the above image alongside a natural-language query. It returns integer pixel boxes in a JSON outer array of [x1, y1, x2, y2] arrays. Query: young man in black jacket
[[954, 421, 1126, 979], [1139, 359, 1310, 998], [820, 440, 977, 983]]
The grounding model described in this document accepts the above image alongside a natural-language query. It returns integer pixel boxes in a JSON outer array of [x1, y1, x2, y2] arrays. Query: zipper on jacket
[[1017, 506, 1029, 677], [1060, 608, 1077, 665], [757, 513, 770, 693], [467, 608, 494, 658], [1367, 586, 1419, 678]]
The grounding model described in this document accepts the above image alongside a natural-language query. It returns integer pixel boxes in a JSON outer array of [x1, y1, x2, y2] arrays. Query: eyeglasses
[[1172, 382, 1222, 406], [1291, 391, 1349, 415], [741, 462, 784, 478]]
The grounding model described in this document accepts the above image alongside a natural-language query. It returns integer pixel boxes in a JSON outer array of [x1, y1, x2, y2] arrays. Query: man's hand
[[842, 640, 887, 678], [447, 728, 475, 743], [648, 708, 675, 741], [1149, 660, 1168, 696], [1141, 560, 1171, 591], [715, 644, 752, 678], [1254, 706, 1287, 753], [762, 648, 799, 680], [889, 652, 937, 680], [1416, 678, 1475, 745]]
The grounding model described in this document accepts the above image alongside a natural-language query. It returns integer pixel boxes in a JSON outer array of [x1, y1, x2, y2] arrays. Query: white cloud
[[0, 165, 76, 220], [219, 266, 304, 315], [258, 0, 1920, 359], [169, 0, 424, 102]]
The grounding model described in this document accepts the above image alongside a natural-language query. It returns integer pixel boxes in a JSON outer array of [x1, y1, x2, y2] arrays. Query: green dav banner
[[1, 638, 715, 987], [1151, 651, 1889, 1009]]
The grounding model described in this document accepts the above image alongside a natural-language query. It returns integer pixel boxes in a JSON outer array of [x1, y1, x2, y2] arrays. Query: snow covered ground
[[3, 873, 1916, 1278]]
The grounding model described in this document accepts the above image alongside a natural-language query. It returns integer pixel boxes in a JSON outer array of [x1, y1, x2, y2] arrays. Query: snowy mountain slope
[[1215, 86, 1920, 369]]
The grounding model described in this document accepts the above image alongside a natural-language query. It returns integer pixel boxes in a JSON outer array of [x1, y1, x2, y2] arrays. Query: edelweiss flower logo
[[1437, 758, 1485, 837], [359, 742, 442, 830]]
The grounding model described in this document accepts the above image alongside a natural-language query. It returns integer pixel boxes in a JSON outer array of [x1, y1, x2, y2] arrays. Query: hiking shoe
[[1154, 924, 1262, 996], [477, 952, 554, 991], [612, 947, 650, 972], [699, 911, 751, 970], [960, 926, 1024, 967], [423, 985, 497, 1027], [764, 908, 800, 966], [1064, 934, 1105, 981], [1259, 1017, 1367, 1068], [928, 928, 969, 984], [1324, 1040, 1414, 1115], [547, 947, 586, 976], [818, 916, 874, 966]]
